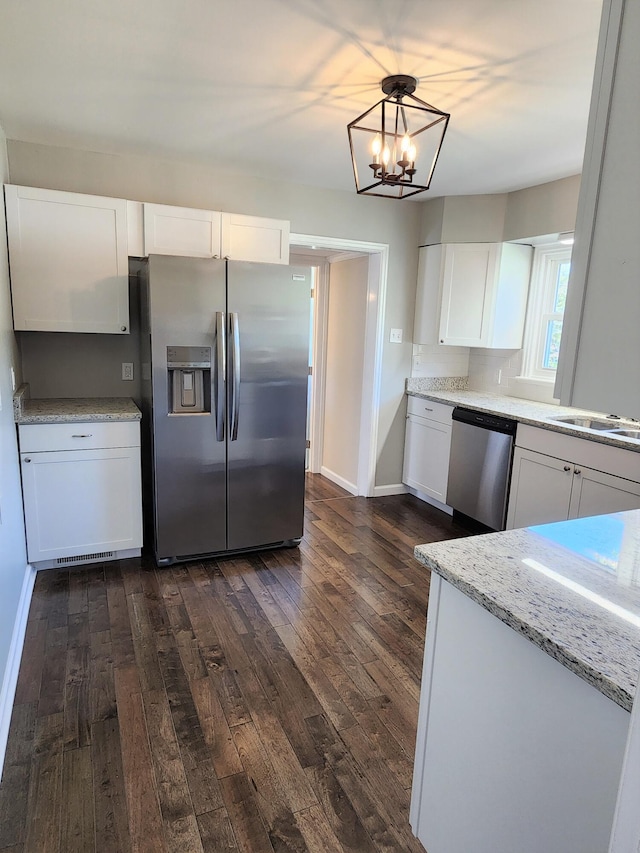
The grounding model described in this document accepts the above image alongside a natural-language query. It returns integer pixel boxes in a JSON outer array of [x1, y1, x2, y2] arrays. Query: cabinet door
[[506, 447, 573, 529], [414, 244, 444, 345], [143, 203, 221, 258], [402, 414, 452, 502], [5, 185, 129, 334], [438, 243, 498, 346], [221, 213, 290, 264], [20, 447, 142, 564], [569, 466, 640, 520]]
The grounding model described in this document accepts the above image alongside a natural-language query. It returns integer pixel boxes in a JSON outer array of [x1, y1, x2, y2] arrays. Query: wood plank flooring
[[0, 475, 469, 852]]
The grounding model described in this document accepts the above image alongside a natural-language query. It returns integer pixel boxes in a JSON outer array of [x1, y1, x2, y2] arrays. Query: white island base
[[410, 575, 630, 853]]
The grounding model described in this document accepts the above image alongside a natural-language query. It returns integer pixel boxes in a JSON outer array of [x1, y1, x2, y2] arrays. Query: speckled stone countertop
[[415, 511, 640, 710], [405, 383, 640, 452], [14, 389, 141, 424]]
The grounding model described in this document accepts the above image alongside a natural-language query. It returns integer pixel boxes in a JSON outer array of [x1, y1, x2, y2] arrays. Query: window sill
[[510, 376, 560, 405]]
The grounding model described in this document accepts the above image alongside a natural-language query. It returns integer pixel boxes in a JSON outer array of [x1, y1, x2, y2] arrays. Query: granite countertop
[[405, 381, 640, 452], [415, 510, 640, 710], [14, 386, 141, 424]]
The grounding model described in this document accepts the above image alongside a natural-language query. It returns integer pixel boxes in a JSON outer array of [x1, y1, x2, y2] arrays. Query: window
[[521, 241, 573, 382]]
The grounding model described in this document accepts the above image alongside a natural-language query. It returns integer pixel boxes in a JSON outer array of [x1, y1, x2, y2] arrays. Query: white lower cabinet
[[403, 398, 453, 504], [507, 430, 640, 530], [19, 422, 143, 568]]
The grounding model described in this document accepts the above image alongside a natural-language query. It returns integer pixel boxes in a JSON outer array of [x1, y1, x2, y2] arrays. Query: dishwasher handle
[[451, 406, 517, 435]]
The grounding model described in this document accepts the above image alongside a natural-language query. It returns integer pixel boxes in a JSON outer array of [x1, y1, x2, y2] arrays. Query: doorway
[[291, 234, 389, 497]]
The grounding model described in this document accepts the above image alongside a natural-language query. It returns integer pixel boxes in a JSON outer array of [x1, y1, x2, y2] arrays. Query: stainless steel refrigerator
[[138, 254, 310, 565]]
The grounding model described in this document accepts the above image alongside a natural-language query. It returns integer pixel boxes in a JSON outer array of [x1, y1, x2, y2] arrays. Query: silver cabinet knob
[[24, 457, 31, 463], [121, 325, 127, 332], [563, 465, 571, 472], [574, 468, 582, 476]]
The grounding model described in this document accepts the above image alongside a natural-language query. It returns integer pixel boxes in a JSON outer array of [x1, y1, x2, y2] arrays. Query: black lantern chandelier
[[347, 74, 450, 199]]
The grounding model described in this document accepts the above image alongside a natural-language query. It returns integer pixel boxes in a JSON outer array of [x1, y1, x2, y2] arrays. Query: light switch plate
[[122, 362, 134, 381], [390, 328, 403, 344]]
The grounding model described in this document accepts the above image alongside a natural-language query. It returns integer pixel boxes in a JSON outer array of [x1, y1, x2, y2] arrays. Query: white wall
[[322, 256, 368, 492], [0, 125, 31, 768], [7, 140, 422, 487]]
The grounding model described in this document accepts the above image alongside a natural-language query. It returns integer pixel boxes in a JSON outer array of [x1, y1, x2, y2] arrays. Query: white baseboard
[[372, 483, 408, 497], [320, 466, 358, 496], [0, 563, 37, 780], [406, 486, 454, 516]]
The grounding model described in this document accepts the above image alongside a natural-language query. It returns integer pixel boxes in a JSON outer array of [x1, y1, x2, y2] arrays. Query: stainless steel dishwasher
[[446, 407, 517, 530]]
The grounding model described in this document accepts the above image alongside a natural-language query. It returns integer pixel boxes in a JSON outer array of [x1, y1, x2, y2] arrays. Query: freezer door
[[147, 254, 227, 560], [226, 262, 310, 550]]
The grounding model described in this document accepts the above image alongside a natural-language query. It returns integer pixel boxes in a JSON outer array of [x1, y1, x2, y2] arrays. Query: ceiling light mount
[[347, 75, 450, 200], [380, 74, 418, 97]]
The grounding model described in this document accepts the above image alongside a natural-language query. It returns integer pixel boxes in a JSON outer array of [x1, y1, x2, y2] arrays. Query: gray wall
[[0, 125, 29, 730], [8, 140, 423, 487], [419, 175, 581, 246]]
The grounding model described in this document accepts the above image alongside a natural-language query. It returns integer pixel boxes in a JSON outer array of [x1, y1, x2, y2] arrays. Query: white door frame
[[291, 232, 389, 497]]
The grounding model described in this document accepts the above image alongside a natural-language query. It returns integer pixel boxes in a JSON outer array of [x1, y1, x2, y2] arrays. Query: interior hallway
[[0, 474, 469, 852]]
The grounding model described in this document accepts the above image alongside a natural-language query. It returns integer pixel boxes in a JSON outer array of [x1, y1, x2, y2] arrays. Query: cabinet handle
[[424, 407, 433, 412], [574, 468, 581, 476], [72, 434, 93, 438], [120, 326, 127, 332], [24, 457, 31, 463], [563, 465, 571, 472]]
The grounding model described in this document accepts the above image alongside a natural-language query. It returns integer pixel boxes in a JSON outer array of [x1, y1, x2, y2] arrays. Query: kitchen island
[[410, 510, 640, 853]]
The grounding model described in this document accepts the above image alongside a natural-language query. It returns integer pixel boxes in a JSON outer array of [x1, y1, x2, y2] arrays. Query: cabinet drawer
[[19, 421, 140, 452], [407, 396, 453, 424]]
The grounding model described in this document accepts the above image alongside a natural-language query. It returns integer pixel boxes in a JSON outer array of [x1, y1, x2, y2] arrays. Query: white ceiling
[[0, 0, 603, 198]]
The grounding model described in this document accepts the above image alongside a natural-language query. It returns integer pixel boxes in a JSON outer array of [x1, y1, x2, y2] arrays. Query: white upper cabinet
[[143, 203, 222, 258], [437, 242, 532, 348], [221, 212, 290, 264], [141, 204, 290, 264], [5, 185, 130, 334]]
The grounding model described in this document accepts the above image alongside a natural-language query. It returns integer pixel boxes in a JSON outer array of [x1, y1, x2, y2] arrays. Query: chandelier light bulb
[[408, 144, 417, 164], [382, 146, 390, 166], [401, 134, 411, 154], [372, 135, 382, 158]]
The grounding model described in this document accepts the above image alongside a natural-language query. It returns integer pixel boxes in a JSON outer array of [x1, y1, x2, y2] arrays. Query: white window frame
[[521, 241, 573, 383]]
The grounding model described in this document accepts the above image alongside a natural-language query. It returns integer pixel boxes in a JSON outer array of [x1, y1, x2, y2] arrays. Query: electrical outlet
[[390, 328, 403, 344], [122, 362, 134, 381]]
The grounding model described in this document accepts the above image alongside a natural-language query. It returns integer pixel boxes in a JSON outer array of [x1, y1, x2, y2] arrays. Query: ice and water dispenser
[[167, 346, 211, 414]]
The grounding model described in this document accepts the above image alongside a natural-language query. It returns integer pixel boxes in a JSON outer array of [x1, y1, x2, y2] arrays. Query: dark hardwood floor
[[0, 474, 469, 852]]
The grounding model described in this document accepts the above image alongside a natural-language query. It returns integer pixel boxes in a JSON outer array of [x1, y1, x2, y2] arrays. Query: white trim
[[0, 563, 37, 779], [372, 483, 408, 497], [291, 232, 389, 497], [320, 466, 358, 496], [521, 242, 572, 382], [311, 260, 329, 474]]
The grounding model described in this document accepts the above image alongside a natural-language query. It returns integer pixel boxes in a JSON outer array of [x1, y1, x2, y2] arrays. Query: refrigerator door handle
[[229, 312, 241, 441], [214, 311, 226, 441]]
